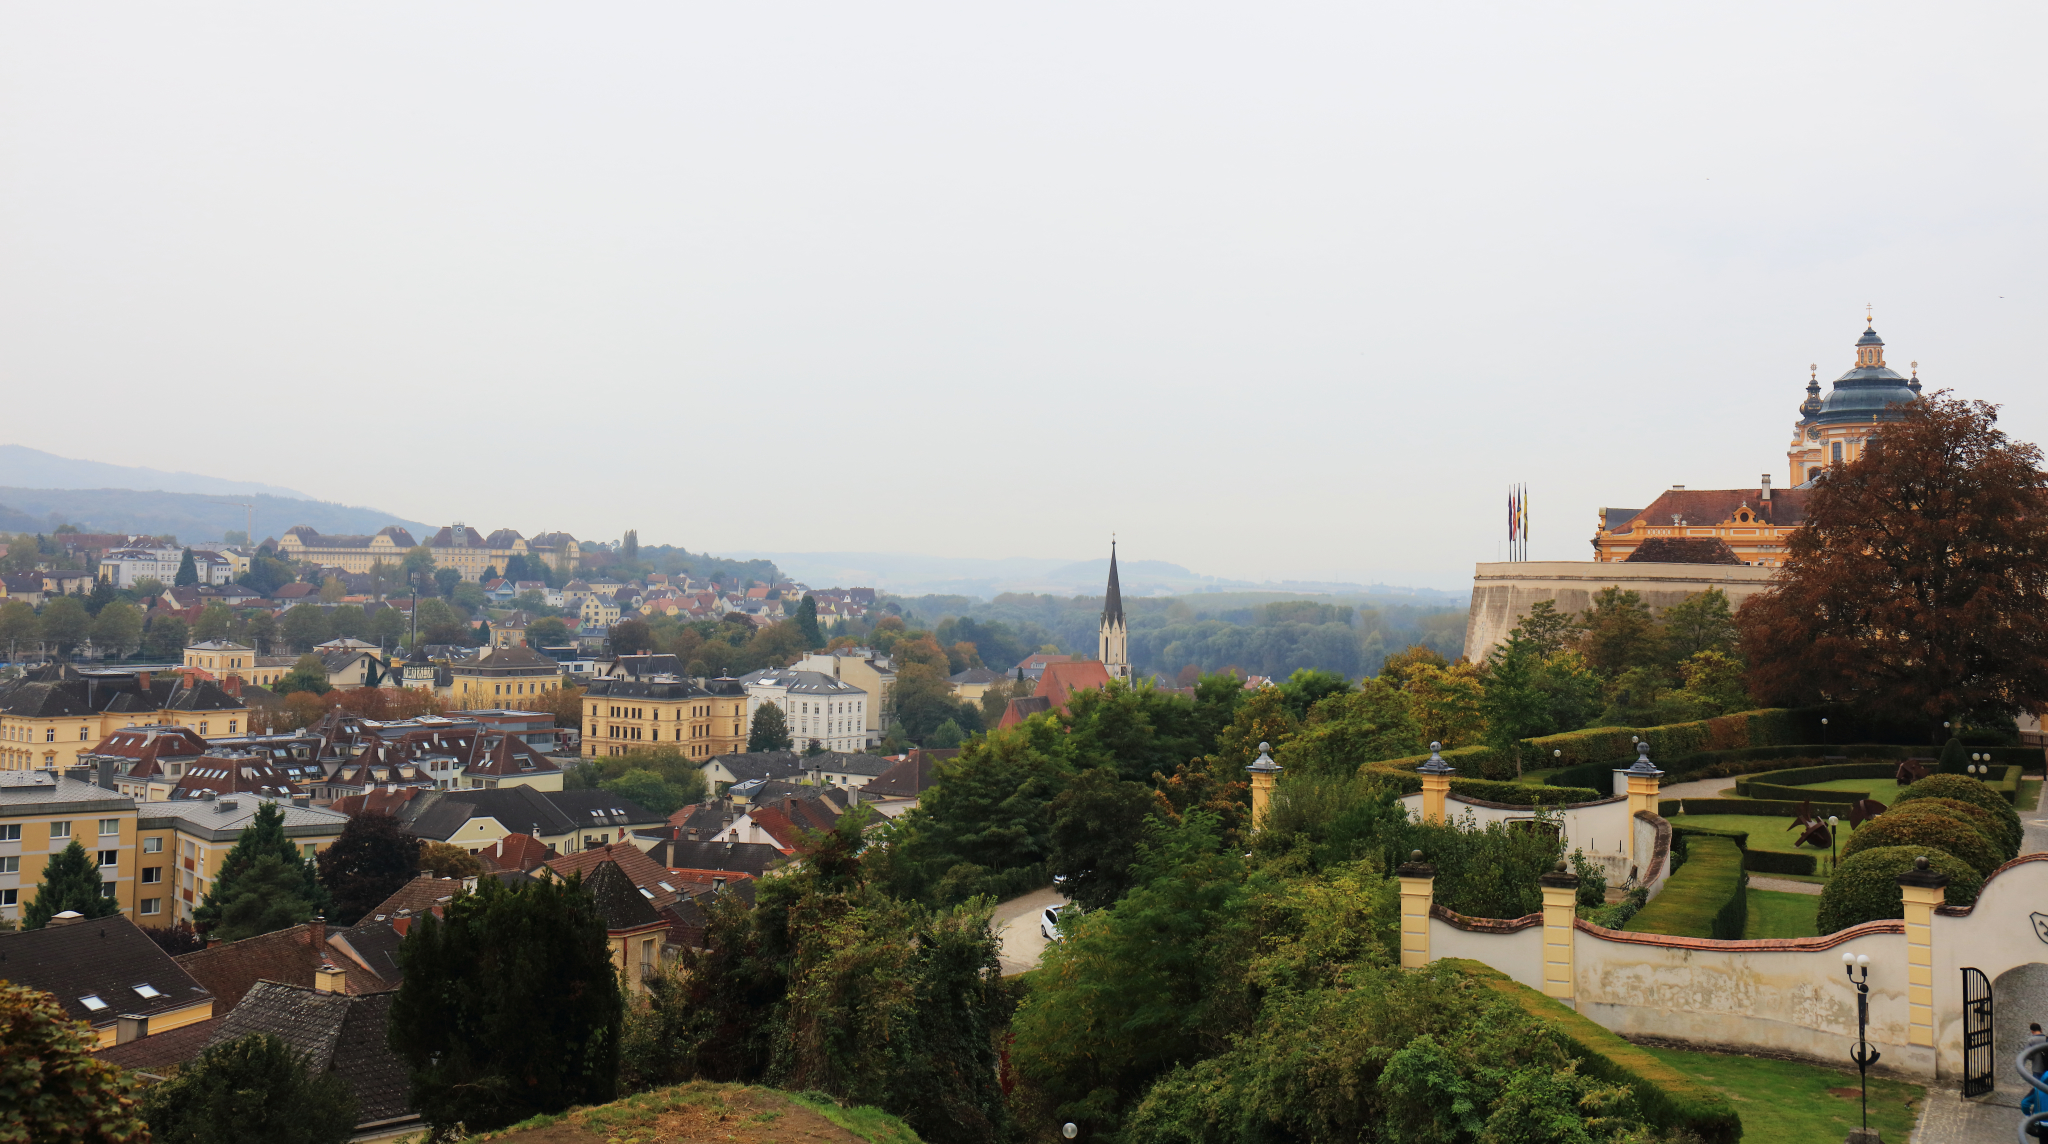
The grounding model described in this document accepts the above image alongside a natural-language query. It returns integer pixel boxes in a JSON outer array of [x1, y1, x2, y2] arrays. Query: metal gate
[[1963, 967, 1994, 1097]]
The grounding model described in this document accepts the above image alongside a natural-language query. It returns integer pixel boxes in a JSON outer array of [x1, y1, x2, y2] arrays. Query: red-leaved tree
[[1738, 393, 2048, 723]]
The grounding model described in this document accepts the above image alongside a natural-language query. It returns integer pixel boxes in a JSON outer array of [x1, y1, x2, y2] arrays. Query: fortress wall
[[1461, 561, 1778, 663]]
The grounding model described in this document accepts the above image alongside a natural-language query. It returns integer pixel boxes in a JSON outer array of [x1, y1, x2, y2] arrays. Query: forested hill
[[891, 590, 1468, 680], [0, 487, 427, 545]]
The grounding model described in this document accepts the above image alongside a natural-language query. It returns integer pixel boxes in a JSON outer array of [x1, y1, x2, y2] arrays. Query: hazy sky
[[3, 4, 2042, 589]]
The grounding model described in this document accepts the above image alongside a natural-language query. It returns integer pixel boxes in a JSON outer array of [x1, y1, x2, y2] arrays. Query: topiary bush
[[1838, 811, 2001, 878], [1897, 773, 2023, 852], [1939, 736, 1969, 774], [1885, 797, 2016, 862], [1817, 846, 1984, 933]]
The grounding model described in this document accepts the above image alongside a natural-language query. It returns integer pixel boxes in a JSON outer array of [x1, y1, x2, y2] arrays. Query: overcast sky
[[3, 3, 2041, 589]]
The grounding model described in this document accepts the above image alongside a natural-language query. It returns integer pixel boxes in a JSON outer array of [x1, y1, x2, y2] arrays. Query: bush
[[1742, 849, 1818, 876], [1360, 761, 1602, 806], [1627, 835, 1746, 939], [1817, 846, 1984, 932], [1885, 798, 2015, 862], [1898, 773, 2024, 851], [1659, 797, 1858, 818], [1838, 811, 2000, 877]]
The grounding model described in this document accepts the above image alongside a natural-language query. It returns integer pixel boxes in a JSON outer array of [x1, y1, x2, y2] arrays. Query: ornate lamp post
[[1827, 815, 1839, 872], [1843, 951, 1879, 1137]]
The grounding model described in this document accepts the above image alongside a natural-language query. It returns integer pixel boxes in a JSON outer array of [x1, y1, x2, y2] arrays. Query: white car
[[1040, 903, 1067, 941]]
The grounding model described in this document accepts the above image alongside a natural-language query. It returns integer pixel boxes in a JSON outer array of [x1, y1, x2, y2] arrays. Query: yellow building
[[445, 645, 568, 706], [580, 595, 622, 628], [136, 795, 349, 927], [181, 639, 292, 687], [0, 771, 138, 926], [0, 666, 250, 772], [273, 525, 420, 574], [274, 524, 579, 583], [1787, 321, 1922, 486], [581, 677, 748, 759]]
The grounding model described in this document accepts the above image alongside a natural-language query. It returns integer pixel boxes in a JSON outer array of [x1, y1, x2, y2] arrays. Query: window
[[0, 857, 16, 874], [78, 727, 88, 741], [142, 866, 161, 883], [143, 837, 162, 853], [1831, 441, 1844, 464], [44, 728, 53, 742], [0, 824, 18, 841], [99, 850, 118, 868], [228, 721, 237, 733], [133, 983, 161, 999], [140, 897, 161, 915], [50, 821, 69, 839], [99, 818, 119, 836], [79, 994, 108, 1012], [101, 882, 116, 899], [0, 889, 15, 906]]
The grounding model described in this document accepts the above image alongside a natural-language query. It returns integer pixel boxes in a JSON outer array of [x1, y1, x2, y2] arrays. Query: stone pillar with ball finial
[[1246, 742, 1282, 831], [1395, 849, 1436, 969], [1418, 741, 1454, 825], [1623, 741, 1664, 866]]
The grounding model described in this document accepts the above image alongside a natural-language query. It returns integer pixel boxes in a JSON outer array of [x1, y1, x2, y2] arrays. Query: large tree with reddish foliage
[[1738, 393, 2048, 723]]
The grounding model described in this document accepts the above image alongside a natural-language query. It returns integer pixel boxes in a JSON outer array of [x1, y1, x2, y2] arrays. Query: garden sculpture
[[1896, 759, 1932, 785], [1848, 798, 1887, 828], [1795, 820, 1834, 849]]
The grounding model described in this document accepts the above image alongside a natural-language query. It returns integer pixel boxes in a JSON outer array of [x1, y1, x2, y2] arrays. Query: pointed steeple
[[1103, 541, 1124, 625]]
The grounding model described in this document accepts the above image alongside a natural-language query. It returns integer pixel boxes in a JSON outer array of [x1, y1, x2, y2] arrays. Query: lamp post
[[1843, 952, 1879, 1136], [1827, 815, 1839, 872], [1821, 716, 1830, 752]]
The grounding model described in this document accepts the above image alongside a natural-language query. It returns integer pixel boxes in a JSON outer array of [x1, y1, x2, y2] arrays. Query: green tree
[[0, 599, 39, 656], [1279, 678, 1425, 777], [1660, 588, 1738, 663], [244, 611, 278, 654], [419, 841, 485, 878], [622, 529, 639, 559], [315, 811, 421, 927], [609, 618, 652, 655], [174, 548, 199, 587], [0, 980, 149, 1144], [748, 702, 793, 751], [794, 594, 824, 649], [139, 615, 189, 661], [1047, 767, 1159, 911], [193, 802, 328, 939], [130, 577, 167, 601], [367, 606, 407, 651], [329, 604, 366, 640], [280, 603, 336, 651], [400, 545, 436, 587], [1676, 649, 1751, 714], [191, 602, 234, 643], [867, 720, 1076, 903], [39, 597, 91, 654], [1578, 586, 1660, 676], [527, 616, 570, 647], [24, 840, 121, 929], [432, 567, 460, 599], [276, 653, 332, 696], [241, 553, 295, 595], [389, 874, 623, 1133], [88, 602, 143, 658], [1478, 632, 1553, 773], [598, 768, 703, 816], [318, 576, 346, 604], [142, 1032, 356, 1144], [1515, 599, 1582, 659], [1275, 667, 1353, 720]]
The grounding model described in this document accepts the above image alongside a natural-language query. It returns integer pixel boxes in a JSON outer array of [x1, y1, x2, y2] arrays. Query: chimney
[[1760, 473, 1772, 501], [314, 961, 347, 994], [224, 674, 242, 698], [137, 671, 152, 692], [309, 914, 326, 960], [97, 754, 116, 792], [116, 1014, 150, 1044]]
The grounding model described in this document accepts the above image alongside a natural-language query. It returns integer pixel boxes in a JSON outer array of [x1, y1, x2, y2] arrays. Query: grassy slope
[[1743, 888, 1819, 939], [1642, 1046, 1921, 1144], [1628, 836, 1743, 938], [473, 1083, 923, 1144]]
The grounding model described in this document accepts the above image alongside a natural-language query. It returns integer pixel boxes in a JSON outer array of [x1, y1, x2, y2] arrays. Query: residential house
[[948, 667, 1002, 703], [735, 669, 869, 754], [389, 786, 662, 855], [0, 771, 138, 925], [182, 640, 292, 689], [0, 572, 45, 606], [80, 724, 212, 802], [792, 649, 895, 741], [1013, 652, 1075, 682], [581, 676, 747, 760], [444, 645, 566, 707], [0, 912, 215, 1048], [0, 665, 250, 771], [645, 835, 788, 879], [998, 660, 1112, 729], [137, 795, 348, 928], [165, 749, 308, 801], [698, 750, 811, 792], [575, 859, 671, 994], [203, 979, 421, 1143], [860, 748, 949, 809], [177, 918, 388, 1013], [96, 547, 188, 589]]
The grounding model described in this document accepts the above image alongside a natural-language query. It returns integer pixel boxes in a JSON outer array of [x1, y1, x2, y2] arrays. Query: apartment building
[[0, 770, 138, 926], [580, 677, 747, 759], [137, 795, 348, 928], [0, 665, 250, 772]]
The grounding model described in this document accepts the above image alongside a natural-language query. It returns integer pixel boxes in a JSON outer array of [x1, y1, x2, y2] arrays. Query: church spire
[[1099, 540, 1129, 681], [1104, 540, 1123, 625]]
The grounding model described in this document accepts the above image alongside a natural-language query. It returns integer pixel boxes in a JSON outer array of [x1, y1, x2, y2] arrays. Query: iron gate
[[1963, 967, 1994, 1097]]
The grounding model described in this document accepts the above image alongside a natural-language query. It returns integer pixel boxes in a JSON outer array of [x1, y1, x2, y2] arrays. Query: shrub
[[1885, 798, 2015, 862], [1628, 836, 1746, 939], [1839, 811, 2001, 877], [1742, 849, 1818, 876], [1898, 774, 2024, 852], [1817, 846, 1983, 932]]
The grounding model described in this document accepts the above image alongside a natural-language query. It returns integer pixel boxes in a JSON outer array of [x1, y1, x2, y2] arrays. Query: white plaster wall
[[1573, 928, 1930, 1075], [1396, 794, 1637, 865], [1634, 814, 1672, 896], [1931, 858, 2048, 1080], [1431, 919, 1544, 992]]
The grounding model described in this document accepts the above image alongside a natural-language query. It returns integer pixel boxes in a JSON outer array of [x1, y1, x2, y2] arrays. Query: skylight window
[[133, 983, 161, 999], [638, 887, 654, 898], [80, 994, 108, 1011], [657, 881, 675, 892]]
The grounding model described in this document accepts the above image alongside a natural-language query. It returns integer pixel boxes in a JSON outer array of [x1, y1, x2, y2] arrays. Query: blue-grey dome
[[1802, 324, 1920, 426]]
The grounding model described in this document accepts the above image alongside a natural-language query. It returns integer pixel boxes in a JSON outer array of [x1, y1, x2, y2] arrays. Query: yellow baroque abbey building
[[1592, 320, 1924, 566], [275, 525, 579, 581]]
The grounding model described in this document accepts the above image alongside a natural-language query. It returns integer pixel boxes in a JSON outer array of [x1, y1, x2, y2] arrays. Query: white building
[[97, 548, 232, 589], [735, 669, 869, 753]]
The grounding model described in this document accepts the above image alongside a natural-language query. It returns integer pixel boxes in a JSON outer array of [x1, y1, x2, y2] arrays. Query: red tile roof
[[477, 832, 553, 873], [1607, 487, 1811, 533], [1034, 660, 1112, 711], [175, 921, 385, 1013]]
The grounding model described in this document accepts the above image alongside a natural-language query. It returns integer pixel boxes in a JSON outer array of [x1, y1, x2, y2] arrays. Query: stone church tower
[[1099, 542, 1131, 682]]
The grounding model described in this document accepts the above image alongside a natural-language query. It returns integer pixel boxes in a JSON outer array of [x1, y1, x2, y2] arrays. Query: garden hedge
[[1884, 798, 2016, 861], [1628, 835, 1747, 939], [1837, 812, 2001, 878], [1896, 774, 2024, 853], [1447, 958, 1743, 1144], [1741, 849, 1819, 876], [1364, 766, 1603, 806], [1657, 797, 1858, 819], [1816, 846, 1984, 933]]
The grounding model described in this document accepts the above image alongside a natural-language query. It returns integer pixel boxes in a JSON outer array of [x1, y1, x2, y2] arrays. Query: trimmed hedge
[[1817, 846, 1984, 933], [1366, 766, 1604, 806], [1447, 958, 1743, 1144], [1896, 774, 2024, 854], [1742, 849, 1819, 876], [1739, 780, 1874, 803], [1658, 796, 1858, 818], [1838, 812, 2001, 877], [1628, 835, 1747, 939], [1885, 798, 2016, 861]]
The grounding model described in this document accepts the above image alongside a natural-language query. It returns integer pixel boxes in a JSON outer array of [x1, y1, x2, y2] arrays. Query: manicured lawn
[[1798, 777, 1904, 805], [1640, 1046, 1922, 1144], [2021, 777, 2042, 812], [1663, 813, 1824, 855], [1743, 889, 1819, 939]]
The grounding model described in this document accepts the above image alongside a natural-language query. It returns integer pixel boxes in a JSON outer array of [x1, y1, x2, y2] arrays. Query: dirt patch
[[478, 1084, 891, 1144], [1828, 1086, 1864, 1099]]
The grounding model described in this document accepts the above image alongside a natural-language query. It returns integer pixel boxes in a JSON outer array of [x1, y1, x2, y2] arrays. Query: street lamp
[[1821, 716, 1830, 751], [1827, 815, 1839, 871], [1844, 951, 1879, 1136]]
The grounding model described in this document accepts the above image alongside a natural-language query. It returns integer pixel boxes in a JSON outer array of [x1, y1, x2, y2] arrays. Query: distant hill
[[0, 444, 316, 500], [0, 487, 427, 546]]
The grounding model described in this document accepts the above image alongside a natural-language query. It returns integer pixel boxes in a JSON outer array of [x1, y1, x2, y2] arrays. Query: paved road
[[991, 886, 1068, 976]]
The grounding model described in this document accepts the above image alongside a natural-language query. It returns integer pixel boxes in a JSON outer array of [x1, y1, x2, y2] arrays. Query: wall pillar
[[1418, 742, 1454, 825], [1622, 742, 1665, 868], [1897, 856, 1950, 1050], [1395, 851, 1436, 970], [1246, 743, 1283, 832], [1538, 860, 1581, 1004]]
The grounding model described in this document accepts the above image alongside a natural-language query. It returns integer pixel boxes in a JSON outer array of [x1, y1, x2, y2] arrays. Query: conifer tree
[[143, 1032, 355, 1144], [749, 702, 793, 751], [24, 840, 120, 929], [194, 802, 328, 938], [174, 548, 199, 587], [795, 594, 824, 649], [316, 811, 421, 926]]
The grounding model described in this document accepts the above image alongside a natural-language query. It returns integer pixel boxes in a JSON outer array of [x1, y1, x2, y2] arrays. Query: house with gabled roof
[[0, 912, 216, 1049], [578, 859, 671, 994], [204, 978, 420, 1142]]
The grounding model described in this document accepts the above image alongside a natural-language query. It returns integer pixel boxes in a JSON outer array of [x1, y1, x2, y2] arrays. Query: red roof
[[330, 787, 427, 817], [478, 832, 554, 873], [1608, 486, 1811, 533], [742, 806, 802, 853], [1034, 660, 1112, 711]]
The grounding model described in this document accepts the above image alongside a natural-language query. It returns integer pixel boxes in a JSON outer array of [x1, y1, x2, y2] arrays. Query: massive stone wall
[[1461, 561, 1778, 663]]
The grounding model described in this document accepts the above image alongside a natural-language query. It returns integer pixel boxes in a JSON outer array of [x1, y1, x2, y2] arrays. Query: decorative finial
[[1910, 361, 1917, 378], [1418, 741, 1454, 775], [1410, 850, 1423, 863], [1247, 741, 1282, 774], [1625, 739, 1665, 777]]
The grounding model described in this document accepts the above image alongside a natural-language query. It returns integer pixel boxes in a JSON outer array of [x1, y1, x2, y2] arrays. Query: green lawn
[[1744, 889, 1820, 939], [2021, 777, 2042, 812], [1798, 777, 1904, 804], [1640, 1046, 1922, 1144], [1662, 813, 1827, 855]]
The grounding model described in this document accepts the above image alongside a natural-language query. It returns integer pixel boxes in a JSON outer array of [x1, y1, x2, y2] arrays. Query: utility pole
[[208, 501, 256, 561]]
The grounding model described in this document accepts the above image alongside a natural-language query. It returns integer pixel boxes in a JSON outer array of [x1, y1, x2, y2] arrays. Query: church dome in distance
[[1808, 323, 1920, 426]]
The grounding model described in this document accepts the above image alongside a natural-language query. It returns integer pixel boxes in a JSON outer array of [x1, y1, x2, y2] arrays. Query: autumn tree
[[317, 812, 422, 926], [0, 981, 149, 1144], [1740, 394, 2048, 723], [609, 618, 653, 655]]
